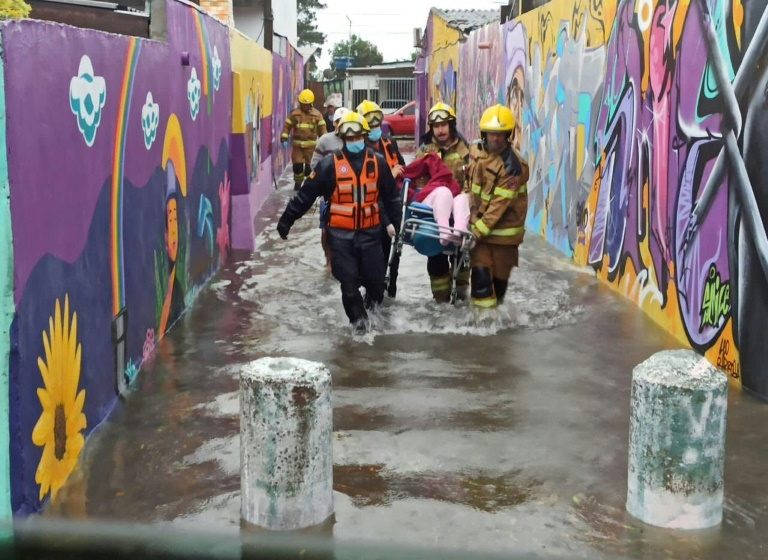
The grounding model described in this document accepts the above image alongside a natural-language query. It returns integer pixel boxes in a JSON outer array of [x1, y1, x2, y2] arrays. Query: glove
[[281, 140, 289, 149], [277, 221, 290, 239]]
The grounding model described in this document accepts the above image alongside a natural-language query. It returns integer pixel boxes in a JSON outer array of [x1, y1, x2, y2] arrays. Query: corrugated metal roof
[[431, 8, 498, 32]]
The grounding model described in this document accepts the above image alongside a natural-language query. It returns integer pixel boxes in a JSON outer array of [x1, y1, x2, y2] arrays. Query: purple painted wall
[[3, 0, 233, 513]]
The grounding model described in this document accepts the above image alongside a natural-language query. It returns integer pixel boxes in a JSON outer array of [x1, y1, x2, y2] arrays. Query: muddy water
[[43, 163, 768, 560]]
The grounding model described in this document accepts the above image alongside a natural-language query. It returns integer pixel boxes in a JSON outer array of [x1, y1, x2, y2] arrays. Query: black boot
[[493, 278, 508, 304]]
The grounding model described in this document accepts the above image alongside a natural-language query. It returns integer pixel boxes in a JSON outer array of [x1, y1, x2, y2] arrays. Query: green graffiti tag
[[700, 264, 730, 330]]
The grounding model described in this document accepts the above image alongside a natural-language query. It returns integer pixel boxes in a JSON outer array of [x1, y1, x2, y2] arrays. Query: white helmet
[[332, 107, 350, 124]]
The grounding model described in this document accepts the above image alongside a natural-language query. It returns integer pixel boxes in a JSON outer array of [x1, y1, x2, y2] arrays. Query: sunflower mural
[[31, 295, 87, 502]]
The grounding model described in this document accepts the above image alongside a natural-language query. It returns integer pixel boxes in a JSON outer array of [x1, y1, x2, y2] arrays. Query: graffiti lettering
[[717, 339, 740, 379], [700, 265, 730, 330]]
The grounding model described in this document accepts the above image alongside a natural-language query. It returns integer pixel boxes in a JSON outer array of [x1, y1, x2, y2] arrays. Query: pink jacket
[[402, 153, 461, 203]]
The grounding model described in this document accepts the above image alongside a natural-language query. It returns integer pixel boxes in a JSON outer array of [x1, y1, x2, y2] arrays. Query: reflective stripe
[[430, 276, 451, 291], [295, 140, 317, 148], [473, 219, 490, 236], [297, 123, 315, 129], [489, 225, 525, 237], [285, 118, 293, 124], [493, 185, 527, 199], [471, 183, 491, 202], [471, 296, 498, 308], [443, 152, 462, 161]]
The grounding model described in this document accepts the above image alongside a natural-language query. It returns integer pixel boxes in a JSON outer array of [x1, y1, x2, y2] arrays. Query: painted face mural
[[166, 195, 179, 263]]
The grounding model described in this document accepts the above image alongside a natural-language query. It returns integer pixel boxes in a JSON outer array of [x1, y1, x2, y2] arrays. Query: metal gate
[[377, 77, 414, 113]]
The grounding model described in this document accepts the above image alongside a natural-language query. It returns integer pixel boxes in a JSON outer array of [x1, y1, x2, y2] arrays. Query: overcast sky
[[313, 0, 506, 69]]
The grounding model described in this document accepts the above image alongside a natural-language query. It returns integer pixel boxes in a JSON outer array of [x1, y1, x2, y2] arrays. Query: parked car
[[383, 101, 415, 137], [380, 99, 410, 115]]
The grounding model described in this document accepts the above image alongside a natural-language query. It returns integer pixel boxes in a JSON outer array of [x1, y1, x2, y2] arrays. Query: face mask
[[368, 127, 382, 141], [346, 140, 365, 154]]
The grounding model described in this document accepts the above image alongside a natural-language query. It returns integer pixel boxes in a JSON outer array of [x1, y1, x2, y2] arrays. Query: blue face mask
[[368, 127, 382, 141], [346, 140, 365, 154]]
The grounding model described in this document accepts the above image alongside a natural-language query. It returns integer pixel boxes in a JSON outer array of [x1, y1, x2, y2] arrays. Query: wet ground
[[43, 151, 768, 558]]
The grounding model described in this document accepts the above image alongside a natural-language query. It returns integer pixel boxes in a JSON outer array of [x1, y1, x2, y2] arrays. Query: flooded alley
[[42, 171, 768, 559]]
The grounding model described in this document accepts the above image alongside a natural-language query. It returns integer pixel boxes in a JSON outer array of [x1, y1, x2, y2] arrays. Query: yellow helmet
[[427, 102, 456, 124], [356, 100, 384, 126], [298, 89, 315, 105], [479, 104, 515, 132], [337, 111, 371, 137]]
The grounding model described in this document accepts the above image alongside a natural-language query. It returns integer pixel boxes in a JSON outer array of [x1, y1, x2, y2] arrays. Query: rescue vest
[[329, 149, 381, 230], [380, 138, 401, 170]]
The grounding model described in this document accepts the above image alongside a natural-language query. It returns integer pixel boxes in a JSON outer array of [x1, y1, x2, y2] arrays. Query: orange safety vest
[[380, 138, 400, 170], [329, 149, 381, 230]]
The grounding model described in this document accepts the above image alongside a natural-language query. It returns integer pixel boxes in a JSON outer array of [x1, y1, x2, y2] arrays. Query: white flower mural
[[141, 92, 160, 150], [187, 67, 201, 120], [69, 55, 106, 147], [212, 46, 222, 92]]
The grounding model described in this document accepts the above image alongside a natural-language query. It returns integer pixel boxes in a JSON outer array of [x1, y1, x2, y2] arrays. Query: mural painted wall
[[271, 46, 304, 177], [417, 10, 462, 139], [457, 22, 504, 141], [229, 29, 274, 250], [0, 44, 12, 519], [3, 0, 233, 514], [440, 0, 768, 394]]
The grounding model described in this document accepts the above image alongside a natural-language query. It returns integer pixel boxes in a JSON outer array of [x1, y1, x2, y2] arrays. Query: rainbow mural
[[194, 11, 214, 115], [111, 36, 142, 317]]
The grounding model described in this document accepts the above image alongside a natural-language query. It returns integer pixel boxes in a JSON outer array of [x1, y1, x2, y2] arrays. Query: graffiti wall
[[272, 47, 304, 179], [417, 9, 462, 139], [457, 22, 504, 140], [581, 0, 768, 394], [444, 0, 768, 393], [2, 0, 233, 514], [229, 30, 274, 250]]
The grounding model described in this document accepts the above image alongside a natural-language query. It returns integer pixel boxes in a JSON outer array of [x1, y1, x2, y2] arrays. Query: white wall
[[233, 0, 297, 49], [234, 5, 266, 45]]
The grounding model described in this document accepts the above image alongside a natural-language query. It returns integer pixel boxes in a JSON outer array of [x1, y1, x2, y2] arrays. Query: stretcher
[[385, 179, 475, 304]]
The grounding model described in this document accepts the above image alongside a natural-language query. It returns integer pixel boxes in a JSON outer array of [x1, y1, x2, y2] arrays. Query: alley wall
[[421, 0, 768, 396], [0, 0, 302, 515]]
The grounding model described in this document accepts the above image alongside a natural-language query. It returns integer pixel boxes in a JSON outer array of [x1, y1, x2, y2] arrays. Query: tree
[[297, 0, 326, 47], [331, 34, 383, 68], [410, 49, 421, 62], [0, 0, 30, 19]]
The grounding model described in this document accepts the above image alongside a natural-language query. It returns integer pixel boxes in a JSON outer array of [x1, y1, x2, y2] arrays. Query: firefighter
[[414, 102, 471, 302], [281, 89, 327, 190], [467, 104, 529, 308], [276, 112, 401, 331], [356, 100, 406, 296]]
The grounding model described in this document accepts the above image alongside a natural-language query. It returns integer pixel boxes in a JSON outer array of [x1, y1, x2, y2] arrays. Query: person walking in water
[[277, 112, 401, 332], [281, 89, 327, 190]]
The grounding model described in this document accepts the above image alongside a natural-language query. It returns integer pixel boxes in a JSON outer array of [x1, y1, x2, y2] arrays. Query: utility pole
[[345, 15, 352, 62]]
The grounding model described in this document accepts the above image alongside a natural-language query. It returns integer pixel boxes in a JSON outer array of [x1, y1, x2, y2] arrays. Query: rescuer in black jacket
[[277, 111, 401, 331]]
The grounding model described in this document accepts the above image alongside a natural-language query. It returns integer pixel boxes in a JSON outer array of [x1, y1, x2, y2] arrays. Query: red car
[[383, 101, 415, 137]]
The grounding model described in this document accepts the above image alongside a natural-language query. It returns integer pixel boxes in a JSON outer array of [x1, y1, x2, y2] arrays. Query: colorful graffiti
[[457, 23, 504, 140], [2, 0, 232, 513], [229, 30, 275, 250], [431, 0, 768, 392]]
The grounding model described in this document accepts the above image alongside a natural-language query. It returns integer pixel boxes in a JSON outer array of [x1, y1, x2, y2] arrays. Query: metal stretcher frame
[[386, 179, 474, 304]]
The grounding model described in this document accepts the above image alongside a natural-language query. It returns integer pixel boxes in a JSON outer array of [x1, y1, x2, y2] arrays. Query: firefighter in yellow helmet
[[466, 104, 529, 309], [356, 99, 406, 296], [281, 88, 327, 190], [277, 112, 402, 332], [414, 101, 471, 302]]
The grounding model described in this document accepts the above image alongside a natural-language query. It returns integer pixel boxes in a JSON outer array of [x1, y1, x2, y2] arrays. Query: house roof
[[431, 8, 498, 32], [348, 61, 415, 72]]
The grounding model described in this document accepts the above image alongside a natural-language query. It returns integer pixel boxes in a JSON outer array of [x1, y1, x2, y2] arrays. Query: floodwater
[[42, 159, 768, 559]]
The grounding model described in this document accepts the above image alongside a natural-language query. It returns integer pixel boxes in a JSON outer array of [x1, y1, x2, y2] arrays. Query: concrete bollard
[[240, 357, 333, 530], [626, 350, 728, 529]]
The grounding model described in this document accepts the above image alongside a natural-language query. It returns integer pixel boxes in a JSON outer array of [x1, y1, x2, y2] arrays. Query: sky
[[312, 0, 506, 70]]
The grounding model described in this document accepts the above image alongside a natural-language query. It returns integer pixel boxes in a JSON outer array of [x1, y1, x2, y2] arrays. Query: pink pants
[[421, 187, 471, 245]]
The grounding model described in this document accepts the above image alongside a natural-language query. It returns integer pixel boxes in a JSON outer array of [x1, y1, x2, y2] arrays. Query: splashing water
[[219, 195, 583, 344]]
